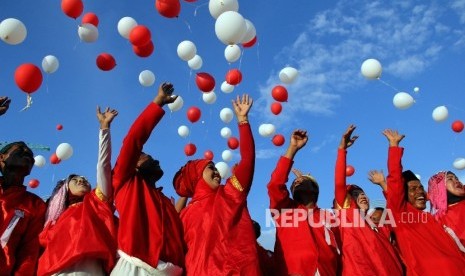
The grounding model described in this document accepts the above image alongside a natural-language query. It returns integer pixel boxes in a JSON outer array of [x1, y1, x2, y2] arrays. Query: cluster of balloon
[[50, 153, 61, 165], [34, 155, 46, 168], [187, 106, 201, 123], [178, 40, 203, 70], [184, 143, 197, 156], [0, 18, 27, 45], [78, 12, 99, 43], [345, 165, 355, 177], [221, 81, 234, 94], [96, 53, 116, 71], [224, 45, 241, 63], [155, 0, 181, 18], [42, 55, 59, 74], [139, 70, 156, 87], [214, 8, 257, 48], [272, 134, 285, 146], [453, 158, 465, 170], [196, 72, 215, 92], [220, 108, 233, 123], [117, 17, 154, 58], [227, 137, 239, 149], [204, 150, 214, 160], [225, 69, 242, 86], [452, 120, 464, 133], [432, 105, 448, 122], [28, 179, 40, 189], [61, 0, 84, 19]]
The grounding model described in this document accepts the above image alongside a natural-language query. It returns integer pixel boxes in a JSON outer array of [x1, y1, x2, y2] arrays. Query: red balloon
[[242, 36, 257, 48], [56, 124, 63, 131], [155, 0, 181, 18], [50, 153, 61, 165], [272, 134, 285, 146], [225, 69, 242, 85], [129, 25, 152, 47], [61, 0, 83, 19], [184, 143, 197, 156], [96, 53, 116, 71], [452, 120, 464, 133], [15, 63, 43, 93], [272, 85, 288, 102], [271, 102, 282, 115], [227, 137, 239, 150], [28, 179, 40, 189], [133, 40, 154, 58], [82, 12, 99, 26], [195, 72, 215, 92], [204, 150, 214, 160], [346, 165, 355, 177], [187, 106, 201, 123]]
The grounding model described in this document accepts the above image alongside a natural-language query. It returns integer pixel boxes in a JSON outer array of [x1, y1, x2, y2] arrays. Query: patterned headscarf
[[173, 159, 211, 197], [428, 171, 448, 219], [44, 174, 82, 226]]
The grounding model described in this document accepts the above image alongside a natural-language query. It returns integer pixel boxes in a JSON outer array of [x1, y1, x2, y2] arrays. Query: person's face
[[445, 172, 465, 197], [407, 180, 427, 210], [356, 192, 369, 211], [0, 145, 34, 175], [202, 162, 221, 190], [370, 210, 383, 226], [292, 177, 319, 204], [68, 176, 91, 197], [137, 153, 163, 179]]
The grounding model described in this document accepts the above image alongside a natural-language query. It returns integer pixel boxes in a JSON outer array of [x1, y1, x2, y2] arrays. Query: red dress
[[38, 189, 117, 275], [0, 185, 46, 276], [387, 146, 465, 275], [268, 156, 340, 276], [335, 149, 403, 276], [179, 123, 260, 275], [439, 200, 465, 248], [112, 103, 185, 269]]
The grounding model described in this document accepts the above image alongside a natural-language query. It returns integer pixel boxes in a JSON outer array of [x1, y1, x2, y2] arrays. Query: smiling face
[[445, 172, 465, 197], [202, 162, 221, 190], [67, 176, 91, 197], [407, 180, 427, 210], [355, 191, 370, 211], [370, 209, 383, 225], [0, 144, 34, 176]]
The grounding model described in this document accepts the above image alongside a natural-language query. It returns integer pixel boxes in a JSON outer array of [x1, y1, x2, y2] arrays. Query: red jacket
[[438, 200, 465, 248]]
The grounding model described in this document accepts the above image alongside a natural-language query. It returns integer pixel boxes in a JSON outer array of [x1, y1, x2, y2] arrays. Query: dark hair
[[0, 141, 29, 154], [374, 207, 384, 212], [252, 220, 261, 239]]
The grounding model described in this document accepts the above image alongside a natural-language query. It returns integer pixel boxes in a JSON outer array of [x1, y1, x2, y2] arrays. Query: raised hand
[[232, 94, 253, 123], [382, 129, 405, 147], [285, 129, 308, 159], [339, 124, 359, 150], [0, 97, 11, 116], [154, 82, 178, 106], [368, 170, 387, 192], [97, 106, 119, 129]]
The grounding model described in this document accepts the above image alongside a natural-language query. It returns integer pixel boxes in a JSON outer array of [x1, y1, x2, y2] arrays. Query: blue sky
[[2, 0, 465, 250]]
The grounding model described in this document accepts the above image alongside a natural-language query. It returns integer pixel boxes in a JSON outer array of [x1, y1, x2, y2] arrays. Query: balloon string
[[377, 78, 399, 92], [238, 46, 245, 70], [20, 94, 32, 112], [182, 19, 192, 33], [193, 2, 208, 16], [46, 74, 50, 94]]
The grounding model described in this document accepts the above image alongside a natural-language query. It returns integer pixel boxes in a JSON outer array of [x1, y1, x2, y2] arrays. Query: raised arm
[[368, 170, 387, 193], [96, 106, 118, 200], [0, 96, 11, 116], [226, 94, 255, 194], [383, 129, 406, 212], [112, 83, 178, 192], [268, 130, 308, 210], [335, 124, 358, 207]]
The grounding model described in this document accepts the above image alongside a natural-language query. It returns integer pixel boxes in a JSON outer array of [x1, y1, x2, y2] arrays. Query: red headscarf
[[428, 171, 448, 219], [173, 159, 211, 197]]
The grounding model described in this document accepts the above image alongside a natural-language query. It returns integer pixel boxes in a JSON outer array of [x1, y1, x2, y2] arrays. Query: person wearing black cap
[[111, 83, 185, 276], [267, 129, 340, 276], [383, 128, 465, 275]]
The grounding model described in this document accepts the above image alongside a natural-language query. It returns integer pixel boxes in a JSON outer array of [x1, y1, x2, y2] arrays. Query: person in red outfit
[[428, 171, 465, 251], [383, 128, 465, 275], [335, 125, 403, 276], [1, 95, 46, 276], [252, 220, 275, 276], [111, 83, 185, 276], [267, 129, 340, 276], [38, 107, 118, 275], [173, 94, 260, 275]]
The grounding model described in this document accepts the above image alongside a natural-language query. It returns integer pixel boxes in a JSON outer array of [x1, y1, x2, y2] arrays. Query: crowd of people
[[1, 82, 465, 275]]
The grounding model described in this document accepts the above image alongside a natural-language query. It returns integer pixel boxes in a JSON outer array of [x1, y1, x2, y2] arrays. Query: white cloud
[[256, 148, 281, 160]]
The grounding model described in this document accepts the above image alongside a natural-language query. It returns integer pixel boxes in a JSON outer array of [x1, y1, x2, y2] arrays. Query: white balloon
[[215, 11, 247, 45], [279, 67, 299, 84], [258, 124, 276, 137], [34, 155, 46, 168], [0, 18, 27, 45], [221, 81, 234, 93], [224, 45, 241, 63], [42, 55, 59, 74], [215, 161, 230, 178], [241, 19, 256, 44], [203, 91, 217, 104], [222, 150, 233, 162], [413, 87, 420, 93], [220, 108, 234, 123], [177, 40, 197, 61], [56, 143, 73, 160], [168, 95, 184, 112], [209, 0, 239, 19], [139, 70, 155, 87], [187, 55, 203, 70], [117, 17, 137, 39], [78, 23, 99, 42], [453, 158, 465, 170], [392, 92, 414, 110], [178, 125, 189, 138], [220, 127, 232, 138], [361, 58, 382, 79], [432, 105, 448, 122]]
